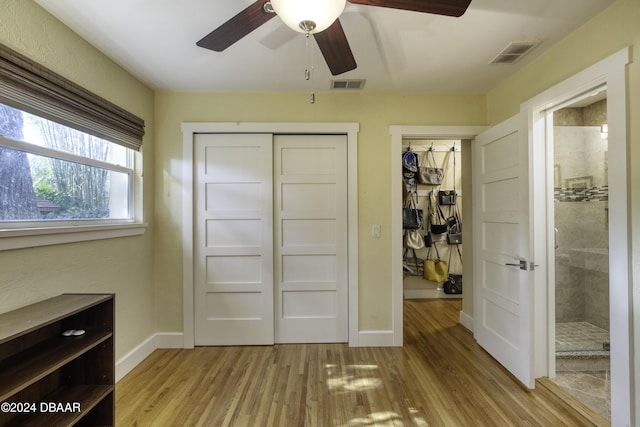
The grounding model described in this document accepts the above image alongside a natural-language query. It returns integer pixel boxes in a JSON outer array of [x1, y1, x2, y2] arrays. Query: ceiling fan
[[197, 0, 472, 76]]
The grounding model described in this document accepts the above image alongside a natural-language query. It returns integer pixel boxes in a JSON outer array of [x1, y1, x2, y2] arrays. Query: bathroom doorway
[[549, 88, 611, 420]]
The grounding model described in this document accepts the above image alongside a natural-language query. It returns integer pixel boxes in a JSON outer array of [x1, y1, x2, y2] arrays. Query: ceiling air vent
[[331, 79, 366, 90], [489, 41, 540, 65]]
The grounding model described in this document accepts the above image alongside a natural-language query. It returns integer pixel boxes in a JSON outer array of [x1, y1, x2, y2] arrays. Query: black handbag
[[444, 274, 463, 294], [423, 232, 433, 248], [430, 223, 448, 234], [438, 190, 457, 206], [402, 208, 422, 229], [429, 195, 448, 234], [438, 145, 459, 206], [444, 238, 463, 294], [402, 191, 423, 230]]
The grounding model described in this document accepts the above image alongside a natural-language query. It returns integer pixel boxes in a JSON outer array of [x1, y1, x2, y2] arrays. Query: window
[[0, 103, 133, 223], [0, 43, 146, 249]]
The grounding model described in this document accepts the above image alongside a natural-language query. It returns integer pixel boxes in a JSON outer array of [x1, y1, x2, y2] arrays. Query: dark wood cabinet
[[0, 294, 114, 426]]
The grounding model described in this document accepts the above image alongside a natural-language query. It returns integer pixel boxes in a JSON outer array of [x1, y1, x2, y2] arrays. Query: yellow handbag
[[423, 245, 448, 282]]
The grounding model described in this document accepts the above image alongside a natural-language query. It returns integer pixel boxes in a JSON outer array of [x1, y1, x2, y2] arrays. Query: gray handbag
[[418, 167, 444, 185], [417, 150, 444, 185], [447, 232, 462, 245], [447, 205, 462, 245]]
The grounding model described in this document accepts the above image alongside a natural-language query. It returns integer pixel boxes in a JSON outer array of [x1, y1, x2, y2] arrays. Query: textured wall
[[0, 0, 156, 361]]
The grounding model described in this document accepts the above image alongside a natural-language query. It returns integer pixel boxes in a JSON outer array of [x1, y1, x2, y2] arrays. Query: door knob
[[505, 260, 527, 270]]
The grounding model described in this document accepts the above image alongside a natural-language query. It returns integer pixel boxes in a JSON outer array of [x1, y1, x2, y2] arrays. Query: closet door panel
[[274, 134, 348, 343], [194, 133, 274, 345]]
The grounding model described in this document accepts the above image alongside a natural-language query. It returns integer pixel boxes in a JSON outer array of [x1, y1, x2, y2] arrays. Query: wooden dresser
[[0, 294, 114, 426]]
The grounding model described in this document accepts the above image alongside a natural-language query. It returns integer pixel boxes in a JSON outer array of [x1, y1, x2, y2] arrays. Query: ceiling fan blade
[[313, 19, 357, 76], [347, 0, 471, 17], [197, 2, 276, 51]]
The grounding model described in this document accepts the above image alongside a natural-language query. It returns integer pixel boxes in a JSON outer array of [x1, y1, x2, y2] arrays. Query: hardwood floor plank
[[116, 300, 602, 426]]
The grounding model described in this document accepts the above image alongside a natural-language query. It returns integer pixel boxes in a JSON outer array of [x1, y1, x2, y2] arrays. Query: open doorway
[[546, 89, 611, 420], [390, 126, 484, 345], [401, 139, 463, 300], [522, 47, 630, 425]]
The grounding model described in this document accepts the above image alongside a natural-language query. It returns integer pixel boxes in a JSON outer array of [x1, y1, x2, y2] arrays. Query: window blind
[[0, 43, 145, 151]]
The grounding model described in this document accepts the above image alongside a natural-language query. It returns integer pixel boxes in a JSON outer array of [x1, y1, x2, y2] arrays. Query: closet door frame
[[390, 125, 486, 346], [181, 122, 359, 348]]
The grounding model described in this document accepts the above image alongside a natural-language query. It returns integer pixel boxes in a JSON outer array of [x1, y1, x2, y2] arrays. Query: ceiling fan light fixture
[[270, 0, 346, 34]]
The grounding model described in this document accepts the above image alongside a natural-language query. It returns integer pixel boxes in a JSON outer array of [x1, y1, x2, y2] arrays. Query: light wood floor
[[116, 299, 605, 426]]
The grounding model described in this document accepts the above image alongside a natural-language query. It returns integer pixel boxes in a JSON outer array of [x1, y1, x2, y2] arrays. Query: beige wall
[[487, 0, 640, 417], [0, 0, 156, 360], [154, 92, 486, 332], [487, 0, 638, 125], [3, 0, 637, 410]]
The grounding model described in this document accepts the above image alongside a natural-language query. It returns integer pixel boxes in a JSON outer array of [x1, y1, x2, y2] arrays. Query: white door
[[473, 113, 536, 387], [194, 133, 274, 345], [274, 135, 348, 343]]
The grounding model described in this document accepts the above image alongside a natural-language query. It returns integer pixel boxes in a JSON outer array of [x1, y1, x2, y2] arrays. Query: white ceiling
[[34, 0, 615, 93]]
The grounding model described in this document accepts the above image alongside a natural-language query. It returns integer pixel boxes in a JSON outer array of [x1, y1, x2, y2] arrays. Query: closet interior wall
[[403, 139, 462, 298]]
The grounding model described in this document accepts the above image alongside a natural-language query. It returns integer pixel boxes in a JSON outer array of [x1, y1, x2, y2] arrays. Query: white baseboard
[[115, 335, 156, 383], [155, 332, 184, 349], [115, 332, 185, 382], [356, 330, 397, 347], [459, 310, 473, 332], [403, 288, 463, 299]]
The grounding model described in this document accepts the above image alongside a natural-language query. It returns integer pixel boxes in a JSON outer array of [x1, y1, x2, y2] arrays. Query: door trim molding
[[181, 122, 359, 348], [390, 126, 486, 346], [521, 47, 630, 426]]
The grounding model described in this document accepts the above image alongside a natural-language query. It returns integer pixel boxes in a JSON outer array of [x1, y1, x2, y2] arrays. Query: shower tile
[[551, 371, 610, 421], [556, 321, 609, 352]]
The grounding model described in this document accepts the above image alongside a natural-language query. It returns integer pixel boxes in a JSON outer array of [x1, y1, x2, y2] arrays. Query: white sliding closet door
[[194, 133, 274, 345], [274, 135, 348, 343]]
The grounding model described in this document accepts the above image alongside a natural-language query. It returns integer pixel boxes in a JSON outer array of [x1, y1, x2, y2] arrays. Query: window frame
[[0, 132, 146, 250], [0, 132, 135, 221], [0, 43, 147, 250]]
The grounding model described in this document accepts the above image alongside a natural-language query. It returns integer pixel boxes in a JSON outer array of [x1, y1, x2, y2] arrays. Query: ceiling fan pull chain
[[304, 31, 312, 81], [303, 31, 316, 104]]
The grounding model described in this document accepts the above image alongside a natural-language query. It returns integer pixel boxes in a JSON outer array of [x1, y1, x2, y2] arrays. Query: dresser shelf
[[0, 294, 114, 427]]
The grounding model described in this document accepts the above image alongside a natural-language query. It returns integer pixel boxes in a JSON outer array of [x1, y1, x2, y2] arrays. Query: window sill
[[0, 222, 148, 251]]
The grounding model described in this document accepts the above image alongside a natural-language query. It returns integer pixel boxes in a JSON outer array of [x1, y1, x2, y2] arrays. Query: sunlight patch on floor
[[326, 364, 383, 392]]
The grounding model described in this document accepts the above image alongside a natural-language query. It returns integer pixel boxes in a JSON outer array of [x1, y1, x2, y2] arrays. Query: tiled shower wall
[[554, 100, 609, 330]]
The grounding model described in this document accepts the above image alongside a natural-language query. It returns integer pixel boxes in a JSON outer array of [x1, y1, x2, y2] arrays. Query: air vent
[[331, 79, 366, 90], [489, 41, 540, 65]]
